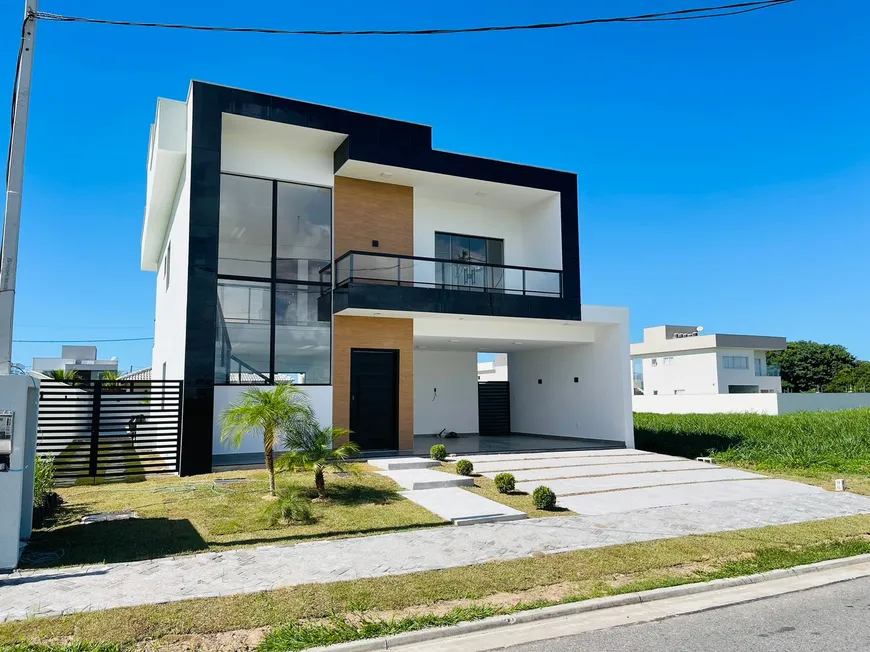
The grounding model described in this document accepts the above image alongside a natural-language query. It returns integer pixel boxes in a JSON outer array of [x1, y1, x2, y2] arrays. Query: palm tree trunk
[[315, 468, 326, 498], [264, 431, 276, 496]]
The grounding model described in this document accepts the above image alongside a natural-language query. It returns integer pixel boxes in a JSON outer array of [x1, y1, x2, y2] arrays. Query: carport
[[399, 306, 634, 455]]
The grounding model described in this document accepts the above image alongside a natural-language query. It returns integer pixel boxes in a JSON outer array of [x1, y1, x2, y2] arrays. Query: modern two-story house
[[631, 325, 786, 396], [141, 81, 632, 475]]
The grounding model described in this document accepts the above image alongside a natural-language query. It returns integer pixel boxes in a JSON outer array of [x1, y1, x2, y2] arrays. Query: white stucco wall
[[220, 114, 336, 188], [777, 393, 870, 413], [412, 194, 562, 291], [640, 351, 719, 396], [150, 158, 190, 381], [414, 350, 479, 434], [211, 385, 334, 456], [633, 393, 870, 415], [508, 313, 633, 446]]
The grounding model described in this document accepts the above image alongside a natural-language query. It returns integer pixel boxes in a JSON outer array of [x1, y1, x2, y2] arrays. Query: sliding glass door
[[435, 232, 504, 292]]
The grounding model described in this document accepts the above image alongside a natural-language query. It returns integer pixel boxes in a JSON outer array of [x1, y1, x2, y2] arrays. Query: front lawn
[[24, 464, 444, 567], [634, 409, 870, 495]]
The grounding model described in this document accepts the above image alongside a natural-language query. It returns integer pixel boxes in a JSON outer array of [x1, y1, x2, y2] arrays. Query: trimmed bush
[[493, 472, 516, 494], [430, 444, 447, 461], [456, 459, 474, 476], [33, 456, 55, 507], [265, 490, 314, 526], [532, 485, 557, 510]]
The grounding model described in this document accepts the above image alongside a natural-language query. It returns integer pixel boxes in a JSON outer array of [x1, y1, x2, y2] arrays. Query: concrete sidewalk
[[3, 490, 870, 622]]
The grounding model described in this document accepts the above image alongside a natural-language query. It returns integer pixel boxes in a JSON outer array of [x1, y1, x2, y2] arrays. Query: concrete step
[[559, 479, 823, 515], [482, 459, 715, 482], [400, 487, 528, 525], [379, 468, 476, 491], [515, 467, 762, 496], [367, 456, 441, 471]]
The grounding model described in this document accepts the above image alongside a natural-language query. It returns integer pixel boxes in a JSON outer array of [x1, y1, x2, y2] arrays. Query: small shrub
[[430, 444, 447, 461], [33, 456, 55, 507], [456, 459, 474, 476], [532, 485, 557, 510], [265, 490, 314, 526], [493, 472, 516, 494]]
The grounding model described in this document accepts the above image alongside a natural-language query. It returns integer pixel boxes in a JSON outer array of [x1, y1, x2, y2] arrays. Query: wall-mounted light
[[380, 172, 393, 178]]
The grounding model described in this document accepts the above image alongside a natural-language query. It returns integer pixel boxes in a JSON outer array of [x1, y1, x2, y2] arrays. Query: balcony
[[756, 364, 781, 377], [321, 251, 582, 321]]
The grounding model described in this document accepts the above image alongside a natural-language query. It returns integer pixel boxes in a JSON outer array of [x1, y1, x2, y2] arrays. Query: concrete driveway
[[453, 448, 826, 515]]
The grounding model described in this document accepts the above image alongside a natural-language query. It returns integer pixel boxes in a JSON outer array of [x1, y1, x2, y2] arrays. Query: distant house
[[32, 346, 119, 380], [630, 325, 786, 396], [118, 367, 152, 381], [478, 354, 508, 382]]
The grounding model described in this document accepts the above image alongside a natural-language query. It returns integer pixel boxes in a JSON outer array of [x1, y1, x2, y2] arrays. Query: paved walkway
[[3, 491, 870, 622]]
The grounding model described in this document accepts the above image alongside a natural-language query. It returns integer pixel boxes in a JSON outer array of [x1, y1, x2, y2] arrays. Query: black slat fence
[[36, 379, 182, 481]]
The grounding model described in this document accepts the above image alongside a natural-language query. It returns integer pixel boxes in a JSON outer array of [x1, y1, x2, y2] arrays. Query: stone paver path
[[3, 491, 870, 622]]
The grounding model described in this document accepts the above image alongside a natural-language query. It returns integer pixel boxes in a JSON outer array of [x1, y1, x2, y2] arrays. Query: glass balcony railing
[[756, 364, 781, 377], [321, 251, 563, 297]]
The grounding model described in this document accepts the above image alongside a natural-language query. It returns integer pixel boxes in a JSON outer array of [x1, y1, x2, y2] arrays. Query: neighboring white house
[[32, 346, 119, 380], [478, 354, 508, 382], [630, 325, 786, 396]]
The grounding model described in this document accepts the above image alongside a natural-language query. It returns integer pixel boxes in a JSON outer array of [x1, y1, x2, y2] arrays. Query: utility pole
[[0, 1, 37, 374]]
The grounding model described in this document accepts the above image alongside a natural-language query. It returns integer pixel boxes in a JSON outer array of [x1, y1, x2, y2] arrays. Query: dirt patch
[[136, 627, 269, 652]]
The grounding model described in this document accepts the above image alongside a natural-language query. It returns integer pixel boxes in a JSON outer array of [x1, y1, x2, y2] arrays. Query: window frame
[[723, 355, 750, 370], [215, 172, 333, 386]]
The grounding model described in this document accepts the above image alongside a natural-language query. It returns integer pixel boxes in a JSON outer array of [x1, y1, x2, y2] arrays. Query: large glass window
[[216, 174, 332, 385], [218, 175, 273, 277], [276, 182, 332, 282], [274, 283, 330, 384], [215, 280, 271, 384]]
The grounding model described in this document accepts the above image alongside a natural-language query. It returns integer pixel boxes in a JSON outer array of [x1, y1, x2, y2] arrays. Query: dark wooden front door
[[350, 349, 399, 451]]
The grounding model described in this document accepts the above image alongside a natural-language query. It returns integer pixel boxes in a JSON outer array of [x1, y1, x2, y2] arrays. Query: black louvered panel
[[478, 381, 511, 435]]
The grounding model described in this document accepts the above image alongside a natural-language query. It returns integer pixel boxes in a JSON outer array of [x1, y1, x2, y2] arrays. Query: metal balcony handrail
[[321, 250, 563, 276]]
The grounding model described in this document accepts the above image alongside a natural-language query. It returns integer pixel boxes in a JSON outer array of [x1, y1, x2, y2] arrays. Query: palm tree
[[43, 369, 80, 382], [220, 384, 313, 496], [277, 425, 360, 500]]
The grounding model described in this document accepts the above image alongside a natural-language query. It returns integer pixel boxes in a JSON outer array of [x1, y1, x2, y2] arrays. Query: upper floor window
[[663, 357, 675, 365], [754, 357, 763, 376], [723, 355, 749, 370], [435, 232, 504, 291]]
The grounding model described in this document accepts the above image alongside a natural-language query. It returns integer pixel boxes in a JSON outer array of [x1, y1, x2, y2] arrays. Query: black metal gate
[[478, 381, 511, 435], [36, 379, 183, 481]]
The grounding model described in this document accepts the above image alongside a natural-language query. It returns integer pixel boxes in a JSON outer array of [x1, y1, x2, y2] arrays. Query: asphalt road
[[505, 576, 870, 652]]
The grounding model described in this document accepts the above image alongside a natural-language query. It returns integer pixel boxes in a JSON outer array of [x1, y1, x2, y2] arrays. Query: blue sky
[[2, 0, 868, 372]]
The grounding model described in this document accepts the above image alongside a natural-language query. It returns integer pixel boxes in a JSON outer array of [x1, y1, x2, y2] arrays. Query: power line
[[33, 1, 798, 37], [13, 337, 154, 343]]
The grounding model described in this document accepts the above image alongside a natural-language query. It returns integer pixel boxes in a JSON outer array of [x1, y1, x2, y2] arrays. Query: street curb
[[307, 553, 870, 651]]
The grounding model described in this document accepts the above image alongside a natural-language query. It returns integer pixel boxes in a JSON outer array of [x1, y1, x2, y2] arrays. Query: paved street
[[2, 490, 870, 622], [508, 575, 870, 652]]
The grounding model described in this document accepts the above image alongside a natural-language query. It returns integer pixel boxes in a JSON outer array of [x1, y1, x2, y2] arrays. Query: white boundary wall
[[634, 393, 870, 415], [212, 385, 333, 456]]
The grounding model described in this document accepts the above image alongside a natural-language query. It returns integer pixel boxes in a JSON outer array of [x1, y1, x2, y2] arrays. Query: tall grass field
[[635, 408, 870, 473]]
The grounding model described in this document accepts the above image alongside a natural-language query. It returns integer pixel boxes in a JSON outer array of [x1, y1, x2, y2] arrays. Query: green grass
[[439, 462, 572, 517], [24, 464, 444, 567], [5, 514, 870, 649], [635, 408, 870, 473]]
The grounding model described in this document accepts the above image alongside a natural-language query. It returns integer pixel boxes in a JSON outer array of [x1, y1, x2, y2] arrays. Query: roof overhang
[[141, 98, 187, 271]]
